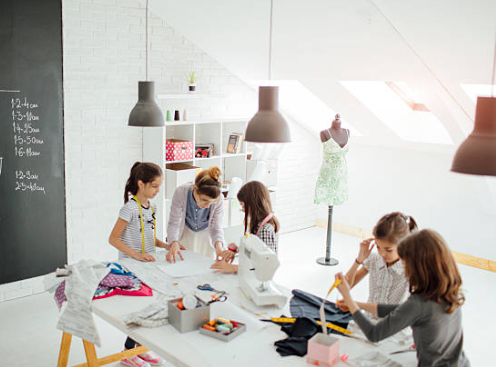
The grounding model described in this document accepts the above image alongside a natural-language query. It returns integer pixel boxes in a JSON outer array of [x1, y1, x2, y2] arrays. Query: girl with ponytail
[[108, 162, 167, 366], [166, 166, 226, 262], [338, 212, 418, 310]]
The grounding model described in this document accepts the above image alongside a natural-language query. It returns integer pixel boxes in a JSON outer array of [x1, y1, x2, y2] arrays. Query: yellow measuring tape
[[326, 279, 342, 297], [133, 196, 156, 253], [269, 317, 353, 335]]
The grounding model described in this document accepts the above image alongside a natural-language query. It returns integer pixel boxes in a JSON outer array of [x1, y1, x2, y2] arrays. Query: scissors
[[197, 283, 228, 294], [197, 283, 217, 292], [197, 284, 228, 303], [208, 294, 228, 305]]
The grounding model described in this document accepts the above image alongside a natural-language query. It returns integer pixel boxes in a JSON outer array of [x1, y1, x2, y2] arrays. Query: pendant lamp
[[128, 0, 164, 127], [451, 32, 496, 175], [245, 0, 291, 143]]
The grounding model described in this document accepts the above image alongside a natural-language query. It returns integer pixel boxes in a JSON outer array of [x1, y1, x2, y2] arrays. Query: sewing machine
[[238, 234, 287, 308]]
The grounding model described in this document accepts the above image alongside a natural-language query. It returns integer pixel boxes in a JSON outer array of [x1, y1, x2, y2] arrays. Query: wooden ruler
[[269, 317, 353, 335]]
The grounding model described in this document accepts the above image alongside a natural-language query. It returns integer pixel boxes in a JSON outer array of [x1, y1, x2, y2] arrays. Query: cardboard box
[[307, 333, 340, 367], [165, 163, 200, 199], [168, 298, 211, 333], [166, 139, 194, 161]]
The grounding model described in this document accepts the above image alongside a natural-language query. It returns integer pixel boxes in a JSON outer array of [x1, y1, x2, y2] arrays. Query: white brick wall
[[276, 122, 321, 234], [0, 0, 319, 302]]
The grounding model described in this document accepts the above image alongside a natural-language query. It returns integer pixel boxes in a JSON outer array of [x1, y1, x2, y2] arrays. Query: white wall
[[317, 143, 496, 260], [0, 0, 320, 302]]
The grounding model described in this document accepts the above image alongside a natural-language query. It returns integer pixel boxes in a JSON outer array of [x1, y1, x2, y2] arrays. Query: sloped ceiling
[[148, 0, 496, 152]]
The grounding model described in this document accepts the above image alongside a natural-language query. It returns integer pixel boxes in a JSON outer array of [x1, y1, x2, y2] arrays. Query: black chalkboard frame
[[0, 0, 67, 284]]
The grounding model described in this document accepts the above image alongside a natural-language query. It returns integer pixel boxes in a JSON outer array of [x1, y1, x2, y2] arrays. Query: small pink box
[[307, 333, 340, 367], [166, 139, 194, 161]]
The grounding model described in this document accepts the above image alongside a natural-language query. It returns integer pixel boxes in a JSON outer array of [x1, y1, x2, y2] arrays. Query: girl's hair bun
[[208, 166, 221, 181]]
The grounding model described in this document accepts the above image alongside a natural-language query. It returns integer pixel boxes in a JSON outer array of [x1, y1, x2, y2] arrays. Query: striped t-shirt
[[118, 199, 157, 259]]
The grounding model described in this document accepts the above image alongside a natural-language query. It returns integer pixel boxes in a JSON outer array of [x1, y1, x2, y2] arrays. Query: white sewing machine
[[238, 234, 287, 308]]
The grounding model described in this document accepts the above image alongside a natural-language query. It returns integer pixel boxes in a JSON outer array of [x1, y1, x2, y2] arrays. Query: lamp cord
[[146, 0, 149, 81], [268, 0, 273, 83], [492, 26, 496, 96]]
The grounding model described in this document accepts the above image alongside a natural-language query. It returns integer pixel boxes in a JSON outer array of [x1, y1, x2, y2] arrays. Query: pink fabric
[[54, 281, 67, 310], [99, 273, 135, 288], [93, 283, 153, 300]]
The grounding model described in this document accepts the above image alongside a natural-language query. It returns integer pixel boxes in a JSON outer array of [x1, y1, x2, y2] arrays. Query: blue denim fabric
[[290, 289, 352, 325]]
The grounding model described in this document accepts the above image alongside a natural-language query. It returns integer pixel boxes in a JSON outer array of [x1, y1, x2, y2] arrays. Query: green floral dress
[[314, 135, 349, 206]]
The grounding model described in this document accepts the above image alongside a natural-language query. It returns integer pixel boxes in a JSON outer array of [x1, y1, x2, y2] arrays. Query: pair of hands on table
[[210, 242, 238, 274]]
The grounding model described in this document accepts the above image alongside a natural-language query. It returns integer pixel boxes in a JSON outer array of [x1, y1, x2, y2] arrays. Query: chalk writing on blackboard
[[8, 95, 46, 193]]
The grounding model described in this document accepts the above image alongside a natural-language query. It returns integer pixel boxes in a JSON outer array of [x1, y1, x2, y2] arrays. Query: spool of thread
[[166, 110, 172, 121], [182, 294, 197, 310], [174, 110, 180, 121], [183, 109, 187, 121]]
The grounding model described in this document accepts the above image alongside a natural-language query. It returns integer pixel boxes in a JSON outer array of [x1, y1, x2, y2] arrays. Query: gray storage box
[[168, 298, 211, 333], [199, 321, 246, 342]]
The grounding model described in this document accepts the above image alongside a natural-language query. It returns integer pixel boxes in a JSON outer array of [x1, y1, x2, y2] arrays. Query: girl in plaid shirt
[[212, 181, 279, 273]]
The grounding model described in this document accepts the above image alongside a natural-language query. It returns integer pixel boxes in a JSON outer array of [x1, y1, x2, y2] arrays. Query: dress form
[[319, 114, 349, 147], [316, 114, 350, 266]]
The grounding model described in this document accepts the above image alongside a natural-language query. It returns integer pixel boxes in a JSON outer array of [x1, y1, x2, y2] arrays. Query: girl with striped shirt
[[109, 162, 168, 367]]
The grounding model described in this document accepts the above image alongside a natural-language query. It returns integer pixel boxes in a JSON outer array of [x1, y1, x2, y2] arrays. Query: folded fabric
[[54, 281, 67, 310], [56, 259, 111, 347], [290, 289, 352, 327], [93, 283, 153, 300], [274, 317, 320, 357], [275, 336, 311, 357], [99, 273, 135, 288], [124, 300, 170, 327], [106, 262, 134, 276]]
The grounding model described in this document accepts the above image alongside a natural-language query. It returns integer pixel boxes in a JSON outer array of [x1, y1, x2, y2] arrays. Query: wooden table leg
[[57, 332, 72, 367], [82, 340, 99, 367]]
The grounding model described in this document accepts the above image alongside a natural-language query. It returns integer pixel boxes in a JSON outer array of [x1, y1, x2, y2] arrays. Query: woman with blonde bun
[[166, 166, 225, 262]]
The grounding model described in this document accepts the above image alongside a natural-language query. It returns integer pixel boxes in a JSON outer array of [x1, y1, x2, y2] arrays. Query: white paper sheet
[[155, 250, 215, 278]]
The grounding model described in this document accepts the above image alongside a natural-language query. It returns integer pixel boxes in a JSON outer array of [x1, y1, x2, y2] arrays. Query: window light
[[341, 81, 452, 145], [248, 80, 362, 136], [461, 84, 496, 103]]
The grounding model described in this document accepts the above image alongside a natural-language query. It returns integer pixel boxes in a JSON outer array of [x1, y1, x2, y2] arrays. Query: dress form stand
[[315, 114, 349, 266], [317, 205, 338, 265]]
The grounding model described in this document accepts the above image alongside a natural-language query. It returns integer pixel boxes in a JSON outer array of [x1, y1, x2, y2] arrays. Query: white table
[[56, 256, 417, 367]]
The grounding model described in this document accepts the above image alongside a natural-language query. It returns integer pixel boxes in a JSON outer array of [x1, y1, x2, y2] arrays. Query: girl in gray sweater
[[335, 229, 470, 367]]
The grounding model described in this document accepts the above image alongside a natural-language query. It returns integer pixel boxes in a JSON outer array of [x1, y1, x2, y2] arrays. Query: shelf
[[222, 152, 250, 158], [165, 117, 250, 126], [165, 159, 194, 165], [194, 155, 222, 161], [157, 93, 225, 100]]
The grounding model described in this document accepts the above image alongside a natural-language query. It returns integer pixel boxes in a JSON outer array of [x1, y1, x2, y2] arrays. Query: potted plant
[[187, 71, 196, 92]]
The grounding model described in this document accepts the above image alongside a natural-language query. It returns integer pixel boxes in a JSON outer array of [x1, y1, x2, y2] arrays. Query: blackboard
[[0, 0, 66, 284]]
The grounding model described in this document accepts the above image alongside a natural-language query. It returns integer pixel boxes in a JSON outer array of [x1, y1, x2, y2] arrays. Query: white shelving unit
[[143, 111, 251, 241]]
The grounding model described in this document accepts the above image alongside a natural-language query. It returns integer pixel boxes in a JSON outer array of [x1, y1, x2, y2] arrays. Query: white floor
[[0, 227, 494, 366]]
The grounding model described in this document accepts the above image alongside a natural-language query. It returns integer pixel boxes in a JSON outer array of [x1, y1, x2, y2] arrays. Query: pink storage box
[[166, 139, 194, 161], [307, 333, 340, 367]]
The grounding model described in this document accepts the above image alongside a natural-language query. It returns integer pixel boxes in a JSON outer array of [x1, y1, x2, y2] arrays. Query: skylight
[[461, 84, 496, 103], [341, 81, 453, 145], [248, 80, 362, 136]]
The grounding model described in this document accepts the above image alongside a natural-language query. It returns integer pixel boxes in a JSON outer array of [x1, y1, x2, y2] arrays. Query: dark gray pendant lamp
[[128, 0, 164, 127], [245, 0, 290, 143], [451, 32, 496, 175]]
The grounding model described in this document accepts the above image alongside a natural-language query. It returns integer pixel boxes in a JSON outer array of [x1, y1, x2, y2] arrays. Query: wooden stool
[[56, 332, 149, 367]]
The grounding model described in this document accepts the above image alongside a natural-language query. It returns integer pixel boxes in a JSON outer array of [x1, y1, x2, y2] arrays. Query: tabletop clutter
[[53, 252, 414, 367]]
